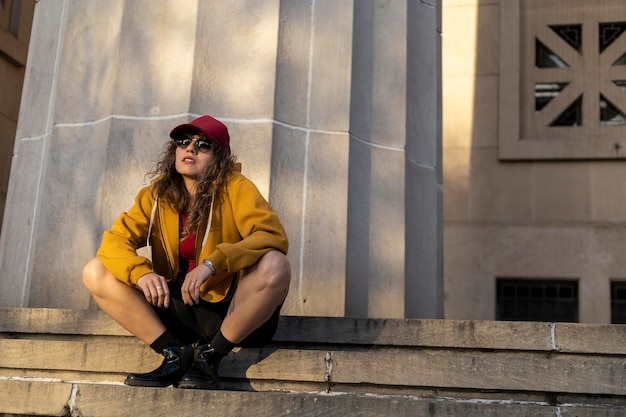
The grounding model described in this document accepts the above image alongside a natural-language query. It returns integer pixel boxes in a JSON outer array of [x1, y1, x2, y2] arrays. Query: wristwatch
[[201, 259, 217, 275]]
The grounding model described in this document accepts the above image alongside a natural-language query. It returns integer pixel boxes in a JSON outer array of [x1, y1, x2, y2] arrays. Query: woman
[[82, 114, 290, 390]]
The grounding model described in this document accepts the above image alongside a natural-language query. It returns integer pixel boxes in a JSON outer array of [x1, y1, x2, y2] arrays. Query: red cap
[[169, 115, 231, 155]]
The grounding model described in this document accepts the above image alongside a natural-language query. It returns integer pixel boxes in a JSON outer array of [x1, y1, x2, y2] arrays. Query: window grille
[[496, 279, 578, 322], [499, 1, 626, 159], [610, 281, 626, 324]]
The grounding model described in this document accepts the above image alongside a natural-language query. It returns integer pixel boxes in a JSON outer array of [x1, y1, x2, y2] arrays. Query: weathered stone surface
[[0, 339, 160, 374], [192, 0, 279, 118], [66, 383, 564, 417], [275, 316, 555, 350], [1, 308, 626, 415], [0, 380, 72, 416], [2, 380, 622, 417], [332, 348, 626, 395], [555, 323, 626, 355], [0, 139, 43, 308], [0, 307, 127, 335]]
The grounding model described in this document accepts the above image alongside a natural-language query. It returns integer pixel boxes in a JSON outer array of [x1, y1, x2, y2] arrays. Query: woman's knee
[[255, 251, 291, 288], [81, 257, 108, 292]]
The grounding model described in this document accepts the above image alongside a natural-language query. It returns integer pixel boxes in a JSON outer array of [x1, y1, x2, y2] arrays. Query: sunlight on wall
[[442, 2, 478, 221]]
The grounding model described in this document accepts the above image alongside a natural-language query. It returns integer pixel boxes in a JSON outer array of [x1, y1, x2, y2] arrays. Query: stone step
[[1, 308, 626, 416], [2, 379, 608, 417]]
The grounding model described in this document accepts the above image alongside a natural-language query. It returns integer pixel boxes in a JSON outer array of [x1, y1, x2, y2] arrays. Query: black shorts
[[152, 276, 281, 347]]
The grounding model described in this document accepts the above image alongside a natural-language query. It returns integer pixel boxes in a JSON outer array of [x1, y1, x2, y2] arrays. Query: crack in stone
[[66, 384, 82, 417]]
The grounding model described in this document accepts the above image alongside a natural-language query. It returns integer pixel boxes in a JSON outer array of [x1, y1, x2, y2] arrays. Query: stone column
[[346, 1, 407, 318], [405, 0, 443, 318], [345, 0, 443, 318], [271, 0, 352, 316], [0, 0, 442, 319]]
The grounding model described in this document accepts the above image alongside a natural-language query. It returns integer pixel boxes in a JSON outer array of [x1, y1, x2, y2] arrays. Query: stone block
[[27, 123, 111, 308], [590, 161, 626, 222], [443, 75, 499, 149], [67, 384, 561, 417], [0, 307, 128, 335], [443, 269, 496, 320], [351, 1, 407, 148], [556, 323, 626, 355], [442, 149, 471, 222], [0, 137, 44, 307], [15, 0, 62, 139], [192, 0, 279, 118], [269, 123, 307, 315], [96, 117, 178, 228], [533, 162, 592, 222], [274, 316, 554, 351], [274, 0, 313, 127], [442, 1, 499, 77], [469, 148, 533, 222], [227, 120, 273, 199], [407, 0, 439, 167], [443, 148, 470, 221], [112, 0, 197, 117], [0, 379, 617, 417], [346, 139, 405, 318], [269, 126, 349, 317], [578, 274, 612, 323], [0, 380, 72, 416], [308, 0, 353, 131], [55, 0, 124, 122], [405, 162, 442, 318], [297, 131, 349, 316], [332, 348, 626, 395], [0, 338, 160, 374]]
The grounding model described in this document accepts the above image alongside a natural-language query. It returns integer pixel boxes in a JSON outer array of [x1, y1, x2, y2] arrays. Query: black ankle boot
[[176, 344, 223, 390], [124, 345, 194, 387]]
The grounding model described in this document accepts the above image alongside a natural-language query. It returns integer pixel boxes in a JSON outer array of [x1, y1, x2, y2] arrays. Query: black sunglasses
[[173, 136, 216, 153]]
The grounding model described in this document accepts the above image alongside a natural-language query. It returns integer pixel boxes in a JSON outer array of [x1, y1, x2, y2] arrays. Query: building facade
[[4, 0, 625, 324], [443, 0, 626, 323], [0, 0, 443, 319]]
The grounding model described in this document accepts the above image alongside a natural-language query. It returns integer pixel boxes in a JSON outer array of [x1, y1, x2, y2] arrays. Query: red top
[[179, 214, 196, 273]]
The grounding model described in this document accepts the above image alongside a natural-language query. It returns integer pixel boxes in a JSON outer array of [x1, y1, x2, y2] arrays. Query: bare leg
[[82, 257, 166, 345], [219, 250, 291, 344]]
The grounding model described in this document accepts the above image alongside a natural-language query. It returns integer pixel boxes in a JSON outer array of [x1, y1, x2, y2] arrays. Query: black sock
[[211, 329, 235, 356], [149, 330, 180, 354]]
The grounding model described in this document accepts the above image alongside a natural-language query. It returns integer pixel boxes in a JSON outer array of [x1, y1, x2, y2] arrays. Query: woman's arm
[[97, 187, 156, 286]]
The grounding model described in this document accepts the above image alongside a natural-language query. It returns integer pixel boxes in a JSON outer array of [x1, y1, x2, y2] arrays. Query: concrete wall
[[0, 0, 442, 319], [442, 0, 626, 323]]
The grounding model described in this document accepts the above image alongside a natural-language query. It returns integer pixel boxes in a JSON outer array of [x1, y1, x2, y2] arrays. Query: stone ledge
[[4, 379, 624, 417], [4, 308, 626, 353], [2, 337, 625, 396], [2, 308, 626, 398]]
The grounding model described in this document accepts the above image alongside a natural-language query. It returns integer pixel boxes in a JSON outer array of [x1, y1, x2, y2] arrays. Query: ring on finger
[[156, 286, 162, 290]]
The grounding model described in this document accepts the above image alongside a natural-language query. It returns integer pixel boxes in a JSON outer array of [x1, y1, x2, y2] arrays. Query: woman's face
[[174, 134, 217, 192]]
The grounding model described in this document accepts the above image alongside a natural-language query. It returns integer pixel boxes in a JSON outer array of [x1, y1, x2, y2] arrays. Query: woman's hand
[[181, 264, 213, 305], [137, 273, 170, 308]]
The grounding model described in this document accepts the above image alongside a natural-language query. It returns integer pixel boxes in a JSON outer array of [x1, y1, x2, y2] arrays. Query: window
[[499, 1, 626, 159], [496, 279, 578, 322], [611, 281, 626, 324]]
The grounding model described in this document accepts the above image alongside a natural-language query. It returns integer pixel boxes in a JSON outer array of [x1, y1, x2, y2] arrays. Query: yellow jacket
[[97, 168, 289, 303]]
